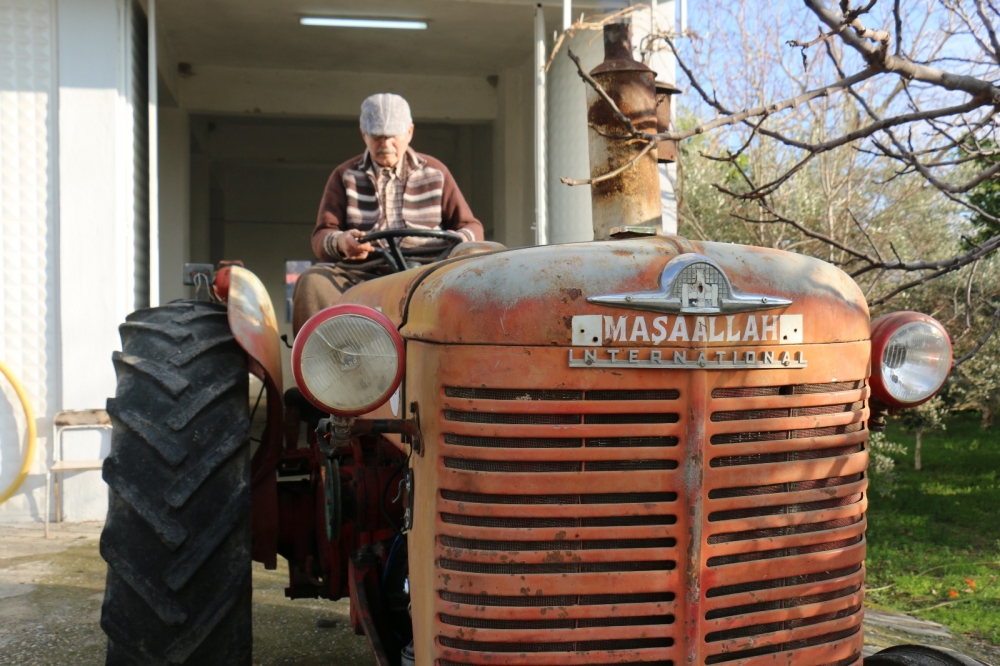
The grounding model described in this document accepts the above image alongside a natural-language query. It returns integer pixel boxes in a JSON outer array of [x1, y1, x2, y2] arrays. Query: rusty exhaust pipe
[[586, 23, 661, 240]]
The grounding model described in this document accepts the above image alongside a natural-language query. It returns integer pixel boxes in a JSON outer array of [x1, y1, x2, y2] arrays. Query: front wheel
[[865, 645, 991, 665], [100, 300, 252, 665]]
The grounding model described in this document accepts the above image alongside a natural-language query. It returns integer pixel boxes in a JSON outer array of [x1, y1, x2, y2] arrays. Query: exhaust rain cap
[[360, 93, 412, 137]]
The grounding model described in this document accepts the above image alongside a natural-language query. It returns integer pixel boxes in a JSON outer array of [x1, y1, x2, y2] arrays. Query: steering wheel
[[351, 228, 464, 273]]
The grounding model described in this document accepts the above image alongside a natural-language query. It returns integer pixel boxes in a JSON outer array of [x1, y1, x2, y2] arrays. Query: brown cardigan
[[311, 151, 484, 261]]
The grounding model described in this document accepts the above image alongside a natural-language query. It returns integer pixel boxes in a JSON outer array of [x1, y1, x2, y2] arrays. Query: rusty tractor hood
[[342, 236, 869, 347]]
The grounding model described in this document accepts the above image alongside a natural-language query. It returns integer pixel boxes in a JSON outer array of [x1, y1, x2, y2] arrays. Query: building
[[0, 0, 677, 522]]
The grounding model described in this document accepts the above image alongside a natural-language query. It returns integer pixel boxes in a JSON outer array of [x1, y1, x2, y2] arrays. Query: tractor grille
[[702, 377, 868, 665], [432, 352, 868, 666]]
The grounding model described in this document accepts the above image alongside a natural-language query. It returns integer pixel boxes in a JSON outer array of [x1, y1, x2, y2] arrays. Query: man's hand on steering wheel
[[344, 228, 465, 273], [337, 229, 375, 260]]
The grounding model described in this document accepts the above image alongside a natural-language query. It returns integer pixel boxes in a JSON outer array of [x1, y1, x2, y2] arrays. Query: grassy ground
[[865, 413, 1000, 645]]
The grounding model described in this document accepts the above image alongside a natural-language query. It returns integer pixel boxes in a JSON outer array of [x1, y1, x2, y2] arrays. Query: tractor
[[98, 23, 987, 666]]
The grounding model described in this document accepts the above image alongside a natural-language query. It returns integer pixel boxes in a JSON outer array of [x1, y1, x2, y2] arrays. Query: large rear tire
[[99, 300, 252, 665]]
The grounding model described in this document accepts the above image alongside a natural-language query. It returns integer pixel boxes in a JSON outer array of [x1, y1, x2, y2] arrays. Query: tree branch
[[560, 137, 659, 186], [953, 302, 1000, 367]]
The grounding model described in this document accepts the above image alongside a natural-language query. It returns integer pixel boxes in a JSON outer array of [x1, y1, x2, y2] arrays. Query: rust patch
[[560, 287, 583, 302], [553, 530, 566, 541]]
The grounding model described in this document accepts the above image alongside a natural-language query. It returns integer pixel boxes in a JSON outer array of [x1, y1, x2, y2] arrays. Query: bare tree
[[554, 0, 1000, 360]]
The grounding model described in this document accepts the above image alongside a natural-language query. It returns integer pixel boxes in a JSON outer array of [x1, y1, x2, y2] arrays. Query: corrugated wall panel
[[131, 0, 149, 309], [0, 0, 58, 520]]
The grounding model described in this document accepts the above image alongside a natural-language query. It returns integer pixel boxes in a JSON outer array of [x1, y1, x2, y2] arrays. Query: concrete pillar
[[545, 28, 603, 244]]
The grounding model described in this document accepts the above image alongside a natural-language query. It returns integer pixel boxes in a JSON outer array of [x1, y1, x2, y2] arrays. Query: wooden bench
[[45, 409, 111, 538]]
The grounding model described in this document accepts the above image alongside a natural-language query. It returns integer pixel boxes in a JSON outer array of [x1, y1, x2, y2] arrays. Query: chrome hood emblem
[[588, 253, 792, 314]]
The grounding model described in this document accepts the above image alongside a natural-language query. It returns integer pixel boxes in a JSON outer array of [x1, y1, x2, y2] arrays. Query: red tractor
[[97, 24, 986, 666]]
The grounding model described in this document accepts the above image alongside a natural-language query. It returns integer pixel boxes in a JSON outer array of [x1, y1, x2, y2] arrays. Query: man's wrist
[[323, 231, 345, 260]]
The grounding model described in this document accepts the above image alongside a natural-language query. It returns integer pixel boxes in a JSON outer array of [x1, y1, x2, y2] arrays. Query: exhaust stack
[[586, 23, 661, 240]]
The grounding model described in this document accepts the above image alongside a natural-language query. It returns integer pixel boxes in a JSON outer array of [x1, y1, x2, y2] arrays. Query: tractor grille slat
[[444, 410, 680, 425], [439, 559, 676, 574], [586, 389, 680, 400], [444, 458, 678, 473], [445, 387, 583, 401], [587, 436, 679, 447], [444, 434, 581, 448], [709, 493, 862, 522], [710, 421, 865, 445], [445, 411, 580, 425], [704, 626, 861, 664], [441, 490, 677, 504], [439, 591, 676, 607], [440, 614, 675, 630], [710, 444, 864, 468], [706, 604, 861, 642], [445, 387, 681, 401], [712, 401, 864, 422], [441, 513, 678, 528], [709, 474, 863, 499], [709, 493, 863, 522], [705, 584, 861, 620], [707, 516, 862, 544], [440, 662, 675, 666], [443, 434, 679, 448], [585, 413, 679, 424], [706, 564, 862, 598], [440, 536, 677, 551], [707, 536, 863, 567], [440, 637, 674, 653], [711, 381, 863, 399]]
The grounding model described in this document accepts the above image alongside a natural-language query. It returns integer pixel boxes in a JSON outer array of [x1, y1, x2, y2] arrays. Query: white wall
[[1, 0, 138, 522], [55, 0, 141, 521], [0, 0, 60, 521]]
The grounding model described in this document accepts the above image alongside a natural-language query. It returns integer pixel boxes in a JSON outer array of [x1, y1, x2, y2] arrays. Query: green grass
[[865, 413, 1000, 644]]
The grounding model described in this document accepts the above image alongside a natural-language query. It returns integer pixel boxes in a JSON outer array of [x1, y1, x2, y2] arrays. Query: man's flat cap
[[360, 93, 412, 137]]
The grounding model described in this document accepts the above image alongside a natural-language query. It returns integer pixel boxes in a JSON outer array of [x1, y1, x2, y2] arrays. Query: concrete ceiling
[[158, 0, 628, 77]]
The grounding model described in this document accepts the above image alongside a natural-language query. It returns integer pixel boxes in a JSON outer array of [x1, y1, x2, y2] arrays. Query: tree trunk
[[983, 406, 994, 430], [915, 428, 923, 471]]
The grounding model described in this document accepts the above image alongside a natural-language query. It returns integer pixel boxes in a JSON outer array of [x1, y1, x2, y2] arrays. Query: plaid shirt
[[365, 150, 411, 230]]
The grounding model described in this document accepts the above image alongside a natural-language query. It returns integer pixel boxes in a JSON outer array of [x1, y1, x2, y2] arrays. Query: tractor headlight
[[870, 312, 951, 408], [292, 305, 404, 416]]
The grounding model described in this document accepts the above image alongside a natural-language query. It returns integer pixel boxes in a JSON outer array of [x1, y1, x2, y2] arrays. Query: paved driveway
[[0, 522, 373, 665]]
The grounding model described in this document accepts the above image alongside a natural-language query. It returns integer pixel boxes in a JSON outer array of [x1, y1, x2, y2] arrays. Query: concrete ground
[[2, 521, 999, 665], [0, 522, 373, 666]]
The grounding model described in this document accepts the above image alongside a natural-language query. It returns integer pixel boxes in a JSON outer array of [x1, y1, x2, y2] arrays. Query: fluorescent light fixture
[[300, 17, 428, 30]]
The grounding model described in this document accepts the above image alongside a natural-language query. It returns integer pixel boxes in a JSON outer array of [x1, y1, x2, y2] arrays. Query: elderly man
[[292, 93, 484, 333]]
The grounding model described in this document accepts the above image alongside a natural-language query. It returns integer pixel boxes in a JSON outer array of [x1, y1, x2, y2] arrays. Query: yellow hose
[[0, 360, 37, 506]]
